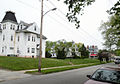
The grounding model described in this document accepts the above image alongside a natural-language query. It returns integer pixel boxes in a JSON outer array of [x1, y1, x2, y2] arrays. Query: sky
[[0, 0, 117, 49]]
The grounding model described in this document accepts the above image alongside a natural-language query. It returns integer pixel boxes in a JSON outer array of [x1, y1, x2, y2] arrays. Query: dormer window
[[3, 25, 4, 29], [5, 24, 6, 29], [34, 26, 36, 31], [3, 24, 6, 29], [21, 25, 22, 29], [17, 25, 19, 30], [3, 24, 6, 30]]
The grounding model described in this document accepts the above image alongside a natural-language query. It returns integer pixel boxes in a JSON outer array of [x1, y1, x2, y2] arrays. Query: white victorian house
[[0, 11, 47, 58]]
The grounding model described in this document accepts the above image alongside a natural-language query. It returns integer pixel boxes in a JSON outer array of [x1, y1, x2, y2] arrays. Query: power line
[[15, 0, 40, 12], [15, 0, 103, 46], [48, 0, 103, 43]]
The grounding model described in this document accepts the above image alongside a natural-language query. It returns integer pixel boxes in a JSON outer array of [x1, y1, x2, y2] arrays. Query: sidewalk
[[0, 69, 31, 82], [21, 63, 94, 72], [0, 63, 94, 82]]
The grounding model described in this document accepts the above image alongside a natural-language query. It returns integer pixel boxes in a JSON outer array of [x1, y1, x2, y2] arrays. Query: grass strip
[[25, 62, 105, 74]]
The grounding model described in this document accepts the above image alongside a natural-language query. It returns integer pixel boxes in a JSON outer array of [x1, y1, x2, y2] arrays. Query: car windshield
[[91, 69, 120, 84], [116, 58, 120, 60]]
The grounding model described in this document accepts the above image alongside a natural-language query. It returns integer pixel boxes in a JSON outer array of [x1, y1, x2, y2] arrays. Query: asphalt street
[[0, 63, 119, 84]]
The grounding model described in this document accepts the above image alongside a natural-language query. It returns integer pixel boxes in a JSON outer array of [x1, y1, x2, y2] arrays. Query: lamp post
[[38, 0, 57, 73]]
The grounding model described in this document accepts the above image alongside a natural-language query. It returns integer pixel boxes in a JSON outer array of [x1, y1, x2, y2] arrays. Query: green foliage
[[45, 51, 52, 58], [57, 47, 66, 59], [63, 0, 95, 28], [99, 15, 120, 50], [99, 49, 109, 53], [79, 44, 89, 58], [46, 40, 84, 59], [115, 49, 120, 56]]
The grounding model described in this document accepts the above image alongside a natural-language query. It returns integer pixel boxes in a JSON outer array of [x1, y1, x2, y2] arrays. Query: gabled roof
[[1, 11, 17, 24], [19, 21, 34, 30]]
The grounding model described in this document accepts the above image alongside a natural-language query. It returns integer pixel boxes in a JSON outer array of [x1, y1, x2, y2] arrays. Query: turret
[[1, 11, 17, 24]]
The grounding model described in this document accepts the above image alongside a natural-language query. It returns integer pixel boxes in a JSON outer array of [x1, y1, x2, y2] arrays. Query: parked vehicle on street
[[114, 56, 120, 64], [84, 67, 120, 84]]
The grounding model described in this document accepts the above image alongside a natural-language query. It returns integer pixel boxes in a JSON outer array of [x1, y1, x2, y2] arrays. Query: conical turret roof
[[2, 11, 17, 23]]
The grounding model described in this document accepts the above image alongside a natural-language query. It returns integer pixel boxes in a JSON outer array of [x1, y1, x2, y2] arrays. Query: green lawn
[[0, 56, 100, 71]]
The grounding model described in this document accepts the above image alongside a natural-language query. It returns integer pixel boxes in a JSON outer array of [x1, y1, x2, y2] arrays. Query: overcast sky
[[0, 0, 117, 49]]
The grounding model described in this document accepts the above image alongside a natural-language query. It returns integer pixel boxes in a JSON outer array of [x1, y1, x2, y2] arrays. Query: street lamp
[[43, 8, 57, 16], [38, 0, 57, 73]]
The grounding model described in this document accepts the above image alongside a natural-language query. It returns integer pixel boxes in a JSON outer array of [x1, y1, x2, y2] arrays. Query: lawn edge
[[25, 62, 106, 75]]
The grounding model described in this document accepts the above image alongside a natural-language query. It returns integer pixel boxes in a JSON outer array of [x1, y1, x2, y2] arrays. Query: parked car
[[84, 67, 120, 84], [114, 56, 120, 64]]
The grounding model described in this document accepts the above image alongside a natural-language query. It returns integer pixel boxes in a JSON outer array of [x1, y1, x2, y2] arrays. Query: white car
[[114, 56, 120, 64]]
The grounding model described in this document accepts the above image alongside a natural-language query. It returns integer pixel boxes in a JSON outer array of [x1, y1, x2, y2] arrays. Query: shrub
[[45, 51, 52, 58]]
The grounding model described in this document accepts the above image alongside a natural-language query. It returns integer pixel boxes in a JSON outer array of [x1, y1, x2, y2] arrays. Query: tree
[[63, 0, 95, 29], [45, 51, 52, 58], [99, 15, 120, 50], [57, 47, 66, 59], [79, 44, 89, 58], [63, 0, 120, 29]]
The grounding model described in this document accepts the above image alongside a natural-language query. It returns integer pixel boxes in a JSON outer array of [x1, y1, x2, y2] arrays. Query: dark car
[[84, 67, 120, 84]]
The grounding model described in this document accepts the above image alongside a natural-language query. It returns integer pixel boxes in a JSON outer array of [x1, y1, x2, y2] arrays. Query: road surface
[[0, 63, 118, 84]]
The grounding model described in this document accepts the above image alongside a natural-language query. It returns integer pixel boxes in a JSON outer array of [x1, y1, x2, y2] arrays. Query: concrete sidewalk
[[21, 63, 94, 72], [0, 69, 31, 82], [0, 63, 95, 82]]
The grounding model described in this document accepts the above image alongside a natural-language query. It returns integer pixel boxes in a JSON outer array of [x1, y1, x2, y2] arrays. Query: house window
[[3, 24, 5, 29], [21, 25, 22, 29], [18, 36, 20, 42], [13, 25, 15, 30], [4, 24, 6, 29], [11, 35, 13, 41], [2, 47, 4, 53], [28, 36, 30, 41], [10, 24, 12, 29], [31, 48, 35, 53], [10, 47, 14, 50], [3, 25, 4, 29], [17, 25, 19, 30], [34, 37, 35, 42], [32, 36, 34, 41], [34, 26, 36, 31], [3, 35, 5, 41], [3, 24, 6, 29], [27, 48, 30, 53], [17, 48, 19, 53]]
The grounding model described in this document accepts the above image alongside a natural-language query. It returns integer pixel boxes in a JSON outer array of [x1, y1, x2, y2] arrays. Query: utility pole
[[38, 0, 43, 73], [38, 0, 56, 73]]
